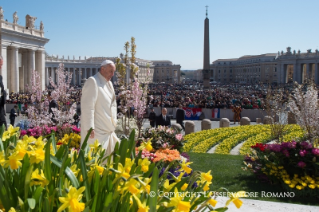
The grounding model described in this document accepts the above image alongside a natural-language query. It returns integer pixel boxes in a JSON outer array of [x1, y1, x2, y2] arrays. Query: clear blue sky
[[1, 0, 319, 70]]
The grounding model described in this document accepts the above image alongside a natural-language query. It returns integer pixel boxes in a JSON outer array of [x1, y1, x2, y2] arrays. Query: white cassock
[[80, 72, 120, 156]]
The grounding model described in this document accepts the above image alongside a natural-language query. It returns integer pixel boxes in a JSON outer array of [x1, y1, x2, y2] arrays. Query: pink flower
[[175, 134, 183, 141], [297, 161, 306, 168], [20, 130, 27, 137], [312, 148, 319, 156], [299, 150, 307, 157]]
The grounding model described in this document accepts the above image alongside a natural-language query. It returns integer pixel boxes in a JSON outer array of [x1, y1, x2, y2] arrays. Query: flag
[[184, 108, 202, 120]]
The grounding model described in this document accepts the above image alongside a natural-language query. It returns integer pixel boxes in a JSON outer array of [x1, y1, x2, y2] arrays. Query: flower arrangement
[[244, 141, 319, 196], [20, 123, 80, 141], [183, 124, 305, 154], [0, 125, 245, 211], [142, 126, 184, 151], [57, 132, 81, 149]]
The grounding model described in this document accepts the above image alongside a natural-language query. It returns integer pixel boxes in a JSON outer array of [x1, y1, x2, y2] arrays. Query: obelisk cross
[[206, 5, 208, 18]]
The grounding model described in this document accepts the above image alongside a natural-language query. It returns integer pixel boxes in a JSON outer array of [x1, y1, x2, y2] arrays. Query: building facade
[[152, 60, 181, 83], [0, 9, 49, 92], [45, 55, 155, 86], [210, 47, 319, 84]]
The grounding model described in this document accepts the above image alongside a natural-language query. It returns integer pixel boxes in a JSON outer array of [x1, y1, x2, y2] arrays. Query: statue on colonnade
[[25, 14, 37, 29], [13, 11, 18, 24], [0, 7, 4, 20]]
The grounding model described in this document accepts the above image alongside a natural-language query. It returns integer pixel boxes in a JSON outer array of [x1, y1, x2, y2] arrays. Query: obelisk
[[203, 6, 210, 89]]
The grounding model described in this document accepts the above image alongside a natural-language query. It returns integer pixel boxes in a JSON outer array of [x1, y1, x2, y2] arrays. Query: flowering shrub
[[0, 125, 245, 211], [20, 123, 80, 141], [142, 126, 184, 151], [244, 141, 319, 196]]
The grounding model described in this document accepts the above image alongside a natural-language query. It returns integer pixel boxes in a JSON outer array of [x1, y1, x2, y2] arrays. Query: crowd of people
[[147, 82, 271, 109]]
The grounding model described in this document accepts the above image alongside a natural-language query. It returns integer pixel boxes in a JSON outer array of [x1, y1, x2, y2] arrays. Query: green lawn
[[188, 153, 319, 206]]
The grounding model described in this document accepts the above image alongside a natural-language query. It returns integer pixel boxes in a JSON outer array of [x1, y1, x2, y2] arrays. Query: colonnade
[[45, 66, 100, 86], [0, 45, 45, 92], [281, 63, 319, 84]]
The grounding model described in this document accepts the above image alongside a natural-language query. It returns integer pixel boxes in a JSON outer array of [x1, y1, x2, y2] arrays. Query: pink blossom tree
[[26, 63, 76, 129], [288, 82, 319, 143]]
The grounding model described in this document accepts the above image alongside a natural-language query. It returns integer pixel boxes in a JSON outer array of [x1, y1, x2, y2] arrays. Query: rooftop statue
[[13, 11, 18, 24], [25, 14, 37, 29], [0, 7, 4, 20]]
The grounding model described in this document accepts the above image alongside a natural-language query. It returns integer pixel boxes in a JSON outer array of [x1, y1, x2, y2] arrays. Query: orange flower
[[153, 149, 180, 163]]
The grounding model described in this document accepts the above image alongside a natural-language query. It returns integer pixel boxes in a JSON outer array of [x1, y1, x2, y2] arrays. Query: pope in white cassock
[[80, 60, 120, 156]]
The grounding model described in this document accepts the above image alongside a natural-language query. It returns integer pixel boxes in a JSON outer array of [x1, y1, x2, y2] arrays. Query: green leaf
[[44, 140, 52, 181], [43, 197, 50, 212], [50, 132, 57, 154], [118, 139, 128, 166], [24, 164, 34, 201], [78, 150, 91, 202], [149, 167, 159, 211], [27, 198, 36, 209], [92, 169, 101, 212], [102, 192, 113, 212], [50, 155, 79, 188], [32, 186, 44, 204], [81, 128, 93, 154], [128, 129, 136, 158]]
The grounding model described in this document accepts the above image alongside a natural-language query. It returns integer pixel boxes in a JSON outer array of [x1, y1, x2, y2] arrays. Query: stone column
[[22, 50, 28, 92], [78, 68, 81, 85], [72, 68, 75, 85], [29, 50, 35, 86], [11, 46, 19, 93], [293, 63, 298, 82], [89, 68, 92, 77], [83, 68, 87, 79], [55, 67, 59, 84], [315, 63, 319, 85], [51, 67, 55, 84], [39, 50, 46, 90], [306, 63, 310, 80], [45, 67, 49, 87], [1, 45, 8, 90]]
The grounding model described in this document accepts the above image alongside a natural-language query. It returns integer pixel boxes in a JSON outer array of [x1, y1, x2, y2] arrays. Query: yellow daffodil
[[0, 151, 5, 166], [30, 148, 45, 164], [57, 186, 85, 212], [166, 187, 191, 212], [203, 181, 212, 191], [30, 168, 49, 187], [208, 198, 218, 207], [70, 164, 80, 177], [201, 170, 213, 183], [125, 158, 135, 173], [138, 139, 153, 152], [8, 207, 17, 212], [2, 125, 19, 141], [138, 158, 151, 173], [181, 183, 188, 191], [89, 139, 100, 153], [163, 179, 176, 192], [225, 191, 247, 209], [123, 178, 141, 195], [178, 160, 193, 174], [132, 194, 150, 212], [117, 163, 130, 180], [4, 153, 22, 170]]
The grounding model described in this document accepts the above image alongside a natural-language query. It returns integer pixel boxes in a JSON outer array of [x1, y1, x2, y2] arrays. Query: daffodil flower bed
[[0, 125, 247, 211], [244, 141, 319, 196], [215, 125, 270, 154], [183, 128, 228, 152], [239, 131, 272, 155]]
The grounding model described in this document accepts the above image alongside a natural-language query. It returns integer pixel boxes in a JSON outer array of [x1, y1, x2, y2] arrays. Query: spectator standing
[[48, 91, 58, 125], [0, 57, 7, 130], [149, 108, 156, 128], [176, 104, 185, 130], [9, 105, 18, 126], [232, 105, 242, 124], [156, 108, 171, 127]]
